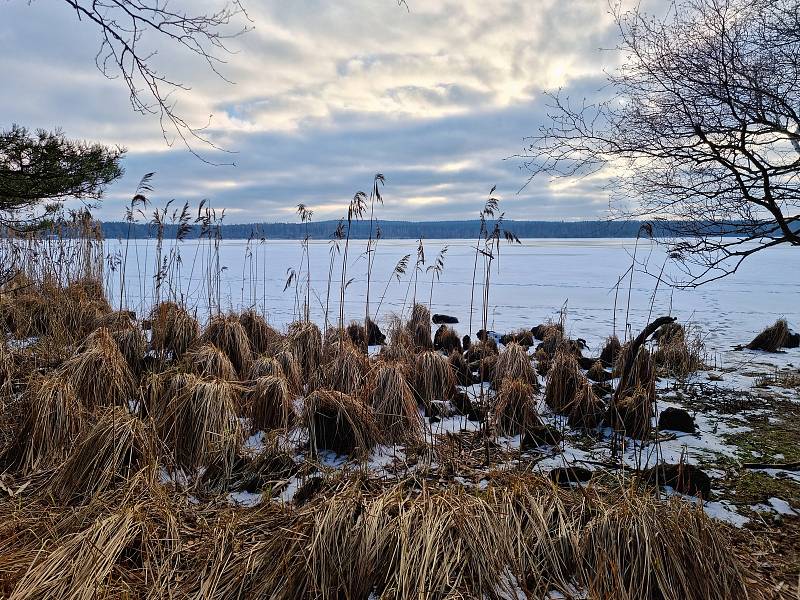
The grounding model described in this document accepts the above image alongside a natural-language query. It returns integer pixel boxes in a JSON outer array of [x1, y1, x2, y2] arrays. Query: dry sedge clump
[[250, 355, 285, 380], [495, 342, 538, 389], [238, 310, 282, 354], [587, 360, 611, 382], [408, 303, 431, 331], [201, 314, 253, 376], [369, 362, 422, 441], [581, 493, 750, 600], [182, 343, 238, 381], [448, 350, 473, 386], [155, 374, 243, 472], [9, 508, 141, 600], [493, 378, 541, 436], [653, 324, 704, 378], [50, 407, 158, 503], [149, 301, 200, 357], [248, 375, 296, 432], [413, 350, 456, 408], [275, 348, 303, 394], [746, 318, 791, 352], [544, 349, 582, 413], [58, 327, 135, 410], [287, 321, 323, 379], [566, 377, 606, 429], [323, 340, 369, 395], [610, 388, 653, 439], [6, 374, 87, 473], [304, 389, 381, 455], [600, 335, 622, 366], [465, 337, 498, 363], [109, 322, 147, 371]]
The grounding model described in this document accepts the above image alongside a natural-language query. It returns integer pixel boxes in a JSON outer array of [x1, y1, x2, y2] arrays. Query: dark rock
[[462, 335, 471, 351], [451, 390, 472, 415], [658, 407, 696, 434], [788, 332, 800, 349], [432, 314, 459, 324], [434, 324, 462, 354], [521, 425, 562, 449], [500, 330, 535, 347], [366, 318, 386, 346], [429, 416, 441, 424], [644, 463, 711, 498], [549, 466, 593, 486]]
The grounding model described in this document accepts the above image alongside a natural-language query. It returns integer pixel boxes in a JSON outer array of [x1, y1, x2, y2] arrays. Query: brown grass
[[5, 374, 87, 473], [495, 342, 538, 389], [200, 314, 253, 376], [182, 342, 238, 381], [565, 377, 606, 429], [238, 310, 283, 354], [746, 319, 791, 352], [653, 323, 705, 378], [250, 355, 285, 380], [368, 362, 422, 441], [303, 389, 382, 456], [544, 348, 582, 413], [149, 301, 199, 357], [154, 374, 243, 473], [413, 350, 456, 408], [433, 324, 462, 354], [248, 375, 296, 432], [275, 348, 303, 395], [58, 327, 136, 410], [49, 407, 158, 503], [493, 378, 541, 436], [287, 321, 323, 380], [345, 321, 368, 352], [322, 339, 368, 396]]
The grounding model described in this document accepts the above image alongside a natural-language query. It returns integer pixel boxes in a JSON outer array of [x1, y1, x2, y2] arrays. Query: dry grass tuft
[[5, 374, 87, 473], [9, 508, 141, 600], [495, 342, 538, 389], [182, 342, 238, 381], [581, 492, 750, 600], [238, 310, 283, 354], [653, 323, 705, 378], [149, 301, 199, 357], [493, 378, 541, 436], [465, 338, 498, 363], [322, 339, 369, 395], [154, 374, 243, 473], [303, 389, 381, 456], [108, 321, 147, 372], [413, 350, 456, 408], [275, 348, 303, 394], [369, 362, 422, 441], [248, 375, 296, 432], [448, 350, 473, 386], [250, 355, 285, 380], [58, 327, 135, 410], [287, 321, 323, 379], [544, 349, 582, 413], [609, 388, 653, 439], [50, 407, 158, 503], [746, 318, 791, 352], [599, 335, 622, 366], [200, 314, 253, 376], [565, 377, 606, 429]]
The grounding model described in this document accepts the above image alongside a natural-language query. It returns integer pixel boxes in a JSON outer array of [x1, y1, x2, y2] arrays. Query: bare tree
[[61, 0, 251, 161], [523, 0, 800, 286]]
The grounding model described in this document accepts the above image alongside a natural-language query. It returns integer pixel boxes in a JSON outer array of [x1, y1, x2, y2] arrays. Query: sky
[[0, 0, 662, 223]]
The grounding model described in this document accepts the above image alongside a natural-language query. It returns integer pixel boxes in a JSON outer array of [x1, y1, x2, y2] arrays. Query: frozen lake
[[105, 237, 799, 361]]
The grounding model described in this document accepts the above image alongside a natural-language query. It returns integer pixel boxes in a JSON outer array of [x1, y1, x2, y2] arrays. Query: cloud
[[0, 0, 644, 223]]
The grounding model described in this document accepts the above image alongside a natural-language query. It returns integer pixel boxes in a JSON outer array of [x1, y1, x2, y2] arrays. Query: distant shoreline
[[97, 219, 735, 240]]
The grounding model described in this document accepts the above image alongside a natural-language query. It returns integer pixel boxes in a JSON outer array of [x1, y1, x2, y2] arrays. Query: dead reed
[[200, 314, 253, 376], [495, 342, 538, 389], [238, 310, 283, 354], [249, 355, 285, 380], [148, 301, 199, 357], [303, 389, 381, 456], [287, 321, 323, 380], [322, 339, 369, 396], [368, 362, 422, 441], [49, 407, 158, 503], [248, 375, 296, 432], [493, 378, 540, 436], [58, 327, 135, 410], [413, 350, 455, 408], [544, 348, 582, 413], [182, 342, 238, 381]]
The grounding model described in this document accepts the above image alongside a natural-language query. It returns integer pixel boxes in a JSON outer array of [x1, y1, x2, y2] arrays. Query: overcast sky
[[0, 0, 661, 223]]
